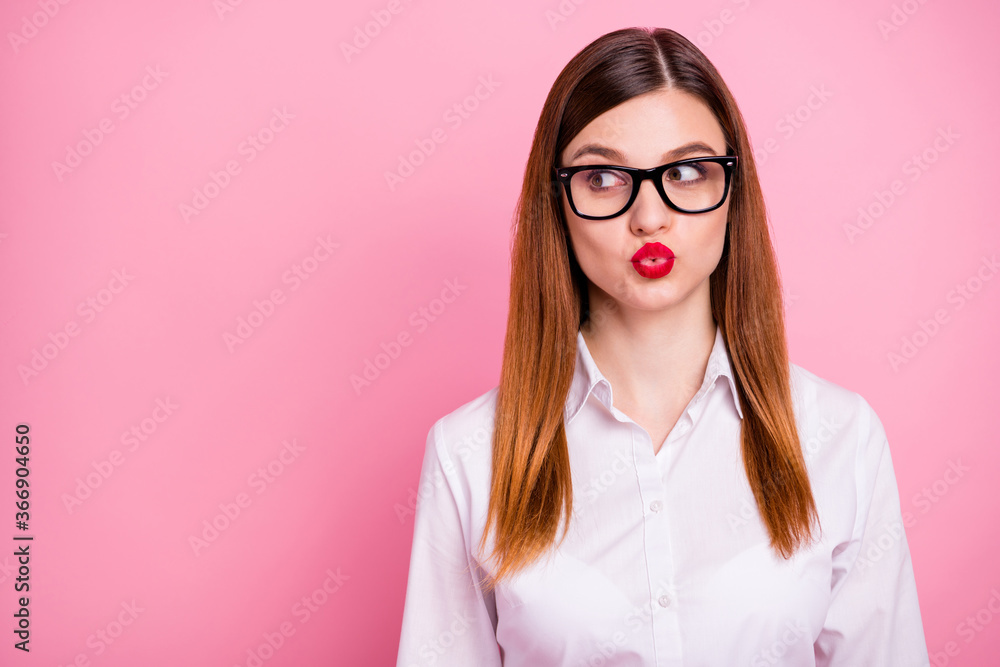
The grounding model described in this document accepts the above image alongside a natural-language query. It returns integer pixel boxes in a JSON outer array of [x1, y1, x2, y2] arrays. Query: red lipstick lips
[[631, 242, 675, 279]]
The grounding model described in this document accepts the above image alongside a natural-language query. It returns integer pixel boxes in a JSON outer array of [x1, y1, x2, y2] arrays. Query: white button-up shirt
[[396, 325, 930, 666]]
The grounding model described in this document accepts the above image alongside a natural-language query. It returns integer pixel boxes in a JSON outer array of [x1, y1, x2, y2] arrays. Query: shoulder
[[417, 386, 499, 541], [788, 363, 893, 543], [789, 362, 869, 416], [424, 385, 499, 483], [788, 362, 882, 444], [788, 362, 887, 489]]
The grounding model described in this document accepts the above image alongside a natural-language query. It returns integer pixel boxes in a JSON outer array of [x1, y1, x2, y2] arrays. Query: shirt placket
[[611, 404, 685, 667]]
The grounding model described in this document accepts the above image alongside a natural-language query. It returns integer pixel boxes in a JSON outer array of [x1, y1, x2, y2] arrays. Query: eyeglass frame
[[552, 155, 739, 220]]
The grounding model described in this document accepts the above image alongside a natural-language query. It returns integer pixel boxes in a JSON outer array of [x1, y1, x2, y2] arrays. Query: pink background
[[1, 0, 997, 664]]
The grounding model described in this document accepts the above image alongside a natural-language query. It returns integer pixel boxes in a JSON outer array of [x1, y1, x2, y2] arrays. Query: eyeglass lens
[[569, 161, 727, 216]]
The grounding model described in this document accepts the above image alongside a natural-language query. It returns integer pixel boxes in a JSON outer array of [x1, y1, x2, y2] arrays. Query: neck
[[580, 282, 716, 408]]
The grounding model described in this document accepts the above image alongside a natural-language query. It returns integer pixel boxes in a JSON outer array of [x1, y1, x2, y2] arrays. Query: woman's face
[[558, 88, 731, 321]]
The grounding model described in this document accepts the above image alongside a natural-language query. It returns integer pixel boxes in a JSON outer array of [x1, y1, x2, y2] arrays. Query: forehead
[[561, 88, 726, 165]]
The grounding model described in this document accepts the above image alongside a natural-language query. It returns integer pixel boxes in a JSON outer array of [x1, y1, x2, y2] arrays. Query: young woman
[[396, 27, 929, 666]]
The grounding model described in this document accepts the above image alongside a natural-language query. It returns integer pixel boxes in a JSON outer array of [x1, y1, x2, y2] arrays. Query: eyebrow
[[567, 141, 721, 164]]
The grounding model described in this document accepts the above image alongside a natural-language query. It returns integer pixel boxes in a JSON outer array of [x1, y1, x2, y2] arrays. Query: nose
[[628, 177, 673, 235]]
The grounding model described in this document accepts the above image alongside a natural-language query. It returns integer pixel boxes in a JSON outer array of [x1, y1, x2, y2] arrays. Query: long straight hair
[[477, 27, 819, 593]]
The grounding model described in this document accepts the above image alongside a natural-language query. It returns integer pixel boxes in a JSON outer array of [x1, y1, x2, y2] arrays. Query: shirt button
[[658, 595, 671, 607], [649, 500, 663, 513]]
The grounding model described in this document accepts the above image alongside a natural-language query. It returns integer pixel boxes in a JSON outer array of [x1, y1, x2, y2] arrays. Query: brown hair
[[477, 26, 819, 593]]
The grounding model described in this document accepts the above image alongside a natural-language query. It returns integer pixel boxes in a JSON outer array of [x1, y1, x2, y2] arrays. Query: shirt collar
[[564, 323, 744, 425]]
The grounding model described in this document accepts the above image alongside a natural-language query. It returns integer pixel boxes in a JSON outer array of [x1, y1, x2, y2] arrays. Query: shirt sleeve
[[814, 396, 930, 666], [396, 419, 503, 667]]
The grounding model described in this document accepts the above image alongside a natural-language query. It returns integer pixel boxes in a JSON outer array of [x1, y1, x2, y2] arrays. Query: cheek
[[679, 211, 729, 273], [565, 222, 612, 276], [702, 206, 729, 247], [704, 212, 730, 268]]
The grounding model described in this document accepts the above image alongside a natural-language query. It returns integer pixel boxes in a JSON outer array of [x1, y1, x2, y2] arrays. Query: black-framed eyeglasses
[[552, 155, 738, 220]]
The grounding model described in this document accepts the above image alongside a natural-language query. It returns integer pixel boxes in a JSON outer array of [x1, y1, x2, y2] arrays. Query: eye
[[585, 169, 628, 189], [581, 169, 629, 190], [665, 163, 706, 183]]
